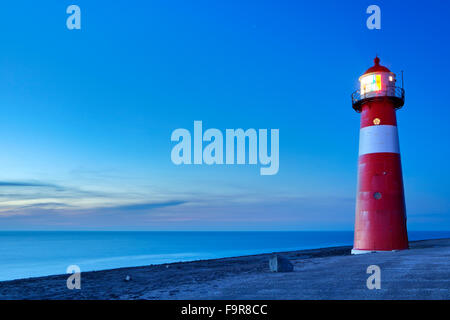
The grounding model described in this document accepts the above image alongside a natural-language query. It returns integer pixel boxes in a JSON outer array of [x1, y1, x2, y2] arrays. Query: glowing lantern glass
[[360, 74, 381, 95]]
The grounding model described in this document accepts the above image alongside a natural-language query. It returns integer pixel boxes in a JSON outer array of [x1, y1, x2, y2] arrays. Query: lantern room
[[351, 57, 405, 112]]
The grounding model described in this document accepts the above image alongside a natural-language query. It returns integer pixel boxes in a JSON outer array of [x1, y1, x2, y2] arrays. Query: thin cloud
[[0, 199, 188, 217], [0, 181, 60, 188], [0, 180, 116, 203], [16, 202, 75, 209], [108, 201, 187, 212]]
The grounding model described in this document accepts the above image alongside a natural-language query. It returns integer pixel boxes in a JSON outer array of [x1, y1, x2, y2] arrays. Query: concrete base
[[351, 248, 406, 255]]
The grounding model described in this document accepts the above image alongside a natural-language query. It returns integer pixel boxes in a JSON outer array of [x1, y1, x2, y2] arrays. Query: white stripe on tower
[[359, 125, 400, 156]]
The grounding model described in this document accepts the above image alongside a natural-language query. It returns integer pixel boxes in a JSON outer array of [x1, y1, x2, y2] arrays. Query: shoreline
[[1, 243, 353, 283], [1, 238, 449, 299]]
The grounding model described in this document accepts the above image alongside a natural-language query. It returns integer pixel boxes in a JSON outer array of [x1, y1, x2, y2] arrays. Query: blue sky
[[0, 0, 449, 230]]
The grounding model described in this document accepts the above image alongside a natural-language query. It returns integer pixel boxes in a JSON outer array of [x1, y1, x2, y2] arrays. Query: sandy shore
[[1, 238, 449, 300]]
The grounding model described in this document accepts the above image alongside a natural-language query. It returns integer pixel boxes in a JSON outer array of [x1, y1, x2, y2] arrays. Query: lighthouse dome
[[352, 57, 404, 112], [363, 56, 391, 74]]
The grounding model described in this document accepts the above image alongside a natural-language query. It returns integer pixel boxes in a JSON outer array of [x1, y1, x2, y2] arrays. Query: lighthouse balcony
[[351, 86, 405, 112]]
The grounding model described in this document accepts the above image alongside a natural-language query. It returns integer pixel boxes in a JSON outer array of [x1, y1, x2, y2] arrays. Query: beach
[[1, 238, 449, 300]]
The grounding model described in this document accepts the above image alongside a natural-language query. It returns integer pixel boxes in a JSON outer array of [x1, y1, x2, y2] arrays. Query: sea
[[1, 231, 450, 281]]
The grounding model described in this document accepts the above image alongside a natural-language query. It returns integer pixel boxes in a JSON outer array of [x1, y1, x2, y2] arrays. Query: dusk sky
[[0, 0, 449, 230]]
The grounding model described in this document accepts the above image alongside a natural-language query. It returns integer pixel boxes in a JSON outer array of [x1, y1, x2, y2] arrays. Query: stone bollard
[[269, 255, 294, 272]]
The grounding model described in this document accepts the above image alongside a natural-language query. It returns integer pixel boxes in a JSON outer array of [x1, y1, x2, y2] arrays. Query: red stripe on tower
[[350, 57, 408, 254]]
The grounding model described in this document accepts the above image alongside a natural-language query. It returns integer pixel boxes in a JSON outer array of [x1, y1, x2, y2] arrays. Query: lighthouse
[[351, 57, 408, 254]]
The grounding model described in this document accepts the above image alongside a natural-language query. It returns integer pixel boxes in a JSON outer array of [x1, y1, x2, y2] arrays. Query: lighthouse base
[[351, 248, 407, 255]]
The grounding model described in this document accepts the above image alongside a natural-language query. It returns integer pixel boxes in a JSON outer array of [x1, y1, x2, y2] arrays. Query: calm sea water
[[1, 231, 450, 281]]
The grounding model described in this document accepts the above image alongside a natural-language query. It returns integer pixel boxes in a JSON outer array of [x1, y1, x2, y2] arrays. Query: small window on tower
[[389, 76, 393, 82], [373, 118, 381, 125], [360, 74, 382, 94]]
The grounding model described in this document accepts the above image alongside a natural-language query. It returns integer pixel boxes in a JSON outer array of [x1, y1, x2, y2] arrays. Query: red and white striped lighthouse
[[351, 57, 408, 254]]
